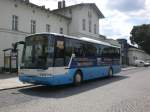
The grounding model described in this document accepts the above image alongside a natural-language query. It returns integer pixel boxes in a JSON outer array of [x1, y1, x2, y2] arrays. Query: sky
[[30, 0, 150, 44]]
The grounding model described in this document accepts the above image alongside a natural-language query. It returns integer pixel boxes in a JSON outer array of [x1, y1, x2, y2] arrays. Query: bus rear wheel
[[74, 71, 83, 86], [108, 68, 113, 77]]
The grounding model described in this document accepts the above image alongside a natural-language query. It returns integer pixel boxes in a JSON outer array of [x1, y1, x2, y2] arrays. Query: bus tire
[[108, 68, 113, 77], [74, 71, 83, 86]]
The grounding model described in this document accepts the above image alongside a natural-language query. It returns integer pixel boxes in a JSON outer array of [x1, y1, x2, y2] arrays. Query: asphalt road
[[0, 67, 150, 112]]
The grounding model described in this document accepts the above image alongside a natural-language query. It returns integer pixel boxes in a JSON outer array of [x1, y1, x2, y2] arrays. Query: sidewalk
[[0, 73, 31, 91], [121, 66, 137, 71]]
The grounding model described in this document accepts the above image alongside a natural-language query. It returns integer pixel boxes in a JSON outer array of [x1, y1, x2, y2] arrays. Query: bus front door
[[53, 36, 67, 75]]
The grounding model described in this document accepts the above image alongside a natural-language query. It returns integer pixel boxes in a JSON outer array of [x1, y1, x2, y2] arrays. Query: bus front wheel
[[74, 71, 83, 86]]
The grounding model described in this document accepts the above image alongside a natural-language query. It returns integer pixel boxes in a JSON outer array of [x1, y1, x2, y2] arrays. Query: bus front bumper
[[19, 74, 73, 86]]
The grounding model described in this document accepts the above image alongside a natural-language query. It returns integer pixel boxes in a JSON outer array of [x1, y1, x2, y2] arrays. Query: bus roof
[[27, 32, 120, 48]]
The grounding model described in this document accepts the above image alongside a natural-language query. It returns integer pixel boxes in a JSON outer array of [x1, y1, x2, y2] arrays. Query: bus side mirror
[[72, 53, 75, 58], [12, 41, 25, 52], [18, 41, 25, 45], [12, 43, 17, 53]]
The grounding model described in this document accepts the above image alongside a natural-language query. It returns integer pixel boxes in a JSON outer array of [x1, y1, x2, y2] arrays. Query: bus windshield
[[22, 34, 53, 69]]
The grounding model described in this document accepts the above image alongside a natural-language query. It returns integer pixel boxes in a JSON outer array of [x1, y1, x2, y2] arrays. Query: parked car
[[144, 61, 150, 67], [134, 60, 150, 67]]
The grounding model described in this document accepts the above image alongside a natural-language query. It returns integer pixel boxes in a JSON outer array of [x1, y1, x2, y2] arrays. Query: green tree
[[130, 24, 150, 54]]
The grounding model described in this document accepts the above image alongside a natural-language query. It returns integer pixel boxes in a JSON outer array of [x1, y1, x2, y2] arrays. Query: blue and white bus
[[18, 33, 121, 86]]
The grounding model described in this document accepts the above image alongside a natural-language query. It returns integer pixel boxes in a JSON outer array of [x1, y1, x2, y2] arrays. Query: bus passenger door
[[53, 36, 67, 75]]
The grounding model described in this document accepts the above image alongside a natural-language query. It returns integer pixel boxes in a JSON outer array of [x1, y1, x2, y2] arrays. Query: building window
[[12, 15, 18, 31], [88, 11, 92, 18], [46, 24, 50, 32], [82, 19, 86, 31], [89, 20, 92, 32], [32, 10, 35, 14], [69, 9, 72, 15], [60, 27, 63, 34], [94, 24, 97, 34], [31, 20, 36, 33]]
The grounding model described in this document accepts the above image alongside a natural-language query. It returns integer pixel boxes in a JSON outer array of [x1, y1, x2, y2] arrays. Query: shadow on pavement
[[19, 75, 129, 98]]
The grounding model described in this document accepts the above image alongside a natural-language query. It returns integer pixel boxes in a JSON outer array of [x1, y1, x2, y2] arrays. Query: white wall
[[0, 30, 26, 67], [76, 5, 99, 39], [53, 5, 100, 39], [0, 0, 104, 68], [0, 0, 69, 34], [0, 0, 69, 68]]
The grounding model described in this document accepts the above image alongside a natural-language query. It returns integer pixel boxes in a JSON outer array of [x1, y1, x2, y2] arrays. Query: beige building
[[128, 47, 150, 65], [0, 0, 105, 70]]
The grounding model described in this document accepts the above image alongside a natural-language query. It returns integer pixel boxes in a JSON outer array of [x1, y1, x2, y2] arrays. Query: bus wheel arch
[[73, 69, 83, 86]]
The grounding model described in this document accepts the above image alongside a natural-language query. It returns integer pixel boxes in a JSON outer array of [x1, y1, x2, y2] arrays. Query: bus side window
[[54, 37, 65, 67], [65, 39, 72, 66], [101, 47, 111, 58], [101, 47, 107, 58], [114, 48, 120, 58], [84, 43, 97, 57], [96, 45, 102, 57], [72, 40, 85, 57]]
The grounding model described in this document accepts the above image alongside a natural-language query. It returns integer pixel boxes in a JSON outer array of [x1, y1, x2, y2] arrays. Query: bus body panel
[[79, 66, 109, 80], [19, 65, 121, 86], [18, 33, 121, 86]]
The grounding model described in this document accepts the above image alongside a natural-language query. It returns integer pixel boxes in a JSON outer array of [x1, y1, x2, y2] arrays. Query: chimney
[[62, 0, 66, 8], [58, 1, 62, 9], [58, 0, 66, 9]]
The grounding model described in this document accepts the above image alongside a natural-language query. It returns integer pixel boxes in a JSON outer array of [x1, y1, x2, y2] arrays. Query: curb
[[0, 84, 34, 91]]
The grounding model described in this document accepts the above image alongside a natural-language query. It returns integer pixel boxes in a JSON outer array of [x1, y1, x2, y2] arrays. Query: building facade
[[0, 0, 104, 70], [128, 47, 150, 65], [52, 3, 104, 39]]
